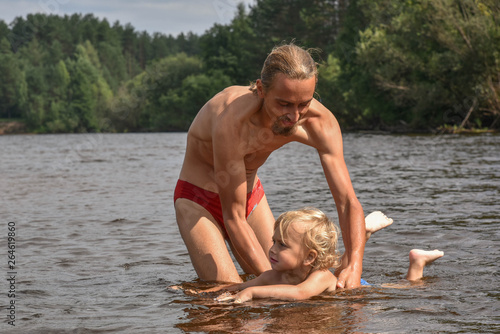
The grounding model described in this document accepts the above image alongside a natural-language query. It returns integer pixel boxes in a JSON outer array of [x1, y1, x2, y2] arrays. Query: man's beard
[[271, 115, 298, 136]]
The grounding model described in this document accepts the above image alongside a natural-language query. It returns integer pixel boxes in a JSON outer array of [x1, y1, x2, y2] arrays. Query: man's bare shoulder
[[294, 99, 342, 147], [209, 85, 258, 111], [195, 86, 258, 123], [189, 86, 258, 138], [306, 99, 339, 126], [210, 87, 264, 139]]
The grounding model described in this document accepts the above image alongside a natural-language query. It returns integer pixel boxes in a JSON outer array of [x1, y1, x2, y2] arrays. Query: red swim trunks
[[174, 179, 265, 239]]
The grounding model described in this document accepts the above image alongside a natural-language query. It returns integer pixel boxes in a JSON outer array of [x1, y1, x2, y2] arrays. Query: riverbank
[[1, 119, 497, 136], [0, 121, 27, 135]]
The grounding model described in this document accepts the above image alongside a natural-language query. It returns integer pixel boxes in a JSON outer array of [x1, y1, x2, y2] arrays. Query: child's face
[[269, 222, 309, 272]]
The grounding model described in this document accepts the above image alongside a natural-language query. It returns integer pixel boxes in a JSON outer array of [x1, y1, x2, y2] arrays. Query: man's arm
[[320, 152, 365, 288], [308, 111, 366, 289], [212, 117, 271, 276]]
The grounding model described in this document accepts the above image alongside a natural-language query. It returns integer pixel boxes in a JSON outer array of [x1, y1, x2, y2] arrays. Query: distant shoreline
[[1, 120, 497, 136], [0, 121, 28, 135]]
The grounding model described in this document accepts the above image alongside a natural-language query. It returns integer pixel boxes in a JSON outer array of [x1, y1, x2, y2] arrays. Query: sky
[[0, 0, 256, 36]]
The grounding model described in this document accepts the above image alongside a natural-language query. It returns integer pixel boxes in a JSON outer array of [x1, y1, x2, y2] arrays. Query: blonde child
[[215, 208, 444, 303]]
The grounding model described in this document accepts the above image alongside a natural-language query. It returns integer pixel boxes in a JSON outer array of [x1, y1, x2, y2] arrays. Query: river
[[1, 132, 499, 333]]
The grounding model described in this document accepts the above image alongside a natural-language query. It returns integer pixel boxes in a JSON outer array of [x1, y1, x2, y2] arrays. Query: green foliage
[[1, 13, 202, 132], [0, 1, 498, 133], [322, 0, 500, 130], [201, 4, 262, 85], [154, 70, 232, 131], [107, 54, 231, 132], [249, 0, 346, 53], [0, 38, 27, 119]]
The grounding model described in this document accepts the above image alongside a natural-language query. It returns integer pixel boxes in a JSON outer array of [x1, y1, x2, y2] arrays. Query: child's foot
[[406, 249, 444, 280], [365, 211, 393, 240], [409, 249, 444, 267]]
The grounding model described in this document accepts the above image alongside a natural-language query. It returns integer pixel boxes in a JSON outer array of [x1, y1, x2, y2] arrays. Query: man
[[174, 43, 366, 289]]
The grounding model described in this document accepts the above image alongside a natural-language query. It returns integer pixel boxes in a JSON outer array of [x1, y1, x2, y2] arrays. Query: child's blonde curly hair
[[274, 207, 341, 271]]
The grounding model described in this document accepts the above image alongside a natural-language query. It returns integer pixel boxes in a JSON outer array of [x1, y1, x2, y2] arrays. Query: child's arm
[[189, 270, 277, 295], [217, 270, 337, 303]]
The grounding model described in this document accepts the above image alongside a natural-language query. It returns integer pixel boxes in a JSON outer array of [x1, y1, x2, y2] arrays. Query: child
[[214, 208, 444, 303]]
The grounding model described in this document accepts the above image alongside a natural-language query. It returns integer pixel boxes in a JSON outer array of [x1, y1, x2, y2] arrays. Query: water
[[1, 132, 499, 333]]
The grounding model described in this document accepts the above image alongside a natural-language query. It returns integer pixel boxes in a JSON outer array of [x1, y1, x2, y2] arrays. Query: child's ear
[[304, 250, 318, 267]]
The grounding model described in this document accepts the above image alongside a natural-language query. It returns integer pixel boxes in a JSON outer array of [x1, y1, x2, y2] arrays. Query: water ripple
[[1, 132, 498, 333]]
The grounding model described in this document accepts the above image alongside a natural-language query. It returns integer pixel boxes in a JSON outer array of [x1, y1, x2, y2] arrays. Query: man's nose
[[287, 108, 300, 122]]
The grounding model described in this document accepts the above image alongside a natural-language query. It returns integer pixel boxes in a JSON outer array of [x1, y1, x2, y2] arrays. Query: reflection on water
[[1, 132, 499, 333], [173, 285, 374, 333], [175, 297, 366, 333]]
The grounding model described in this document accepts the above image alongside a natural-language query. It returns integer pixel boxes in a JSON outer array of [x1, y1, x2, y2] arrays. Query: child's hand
[[215, 290, 251, 303], [168, 283, 234, 296], [215, 291, 242, 303]]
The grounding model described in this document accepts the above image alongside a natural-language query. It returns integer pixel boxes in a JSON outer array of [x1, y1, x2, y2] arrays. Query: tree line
[[0, 0, 498, 133]]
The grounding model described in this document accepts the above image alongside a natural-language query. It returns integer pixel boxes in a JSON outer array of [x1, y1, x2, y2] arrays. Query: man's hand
[[336, 264, 362, 289]]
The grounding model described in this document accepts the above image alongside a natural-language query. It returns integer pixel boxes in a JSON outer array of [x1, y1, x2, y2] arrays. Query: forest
[[0, 0, 499, 133]]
